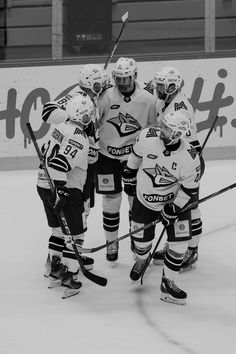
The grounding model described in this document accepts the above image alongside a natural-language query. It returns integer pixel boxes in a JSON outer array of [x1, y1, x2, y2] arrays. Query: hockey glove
[[122, 166, 138, 197], [161, 203, 179, 228], [53, 181, 69, 213]]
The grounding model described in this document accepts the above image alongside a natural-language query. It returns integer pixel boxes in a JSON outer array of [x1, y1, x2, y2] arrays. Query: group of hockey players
[[37, 57, 204, 304]]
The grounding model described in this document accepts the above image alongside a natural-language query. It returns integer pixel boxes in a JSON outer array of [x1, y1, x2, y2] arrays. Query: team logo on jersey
[[108, 113, 141, 137], [143, 163, 178, 187]]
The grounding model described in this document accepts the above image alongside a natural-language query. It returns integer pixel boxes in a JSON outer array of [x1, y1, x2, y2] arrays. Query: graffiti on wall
[[0, 68, 234, 150]]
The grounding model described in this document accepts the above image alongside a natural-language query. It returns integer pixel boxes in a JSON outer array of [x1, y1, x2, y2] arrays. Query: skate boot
[[180, 247, 198, 272], [48, 255, 63, 288], [106, 241, 119, 263], [160, 273, 187, 305], [61, 265, 82, 299], [130, 256, 150, 282], [152, 243, 168, 265]]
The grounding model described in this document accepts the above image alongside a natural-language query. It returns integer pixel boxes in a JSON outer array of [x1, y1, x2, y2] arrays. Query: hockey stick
[[103, 11, 128, 70], [26, 122, 107, 287], [201, 115, 219, 154], [78, 180, 236, 254]]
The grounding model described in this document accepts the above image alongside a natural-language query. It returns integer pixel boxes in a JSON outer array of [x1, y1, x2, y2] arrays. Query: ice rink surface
[[1, 159, 236, 354]]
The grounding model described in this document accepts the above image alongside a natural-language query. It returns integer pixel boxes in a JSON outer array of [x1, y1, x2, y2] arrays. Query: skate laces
[[133, 258, 146, 273], [167, 279, 182, 293]]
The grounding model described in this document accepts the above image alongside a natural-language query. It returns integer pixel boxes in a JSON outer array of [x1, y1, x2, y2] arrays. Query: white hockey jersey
[[97, 81, 157, 161], [37, 120, 89, 190], [42, 85, 99, 164], [156, 91, 200, 151], [127, 127, 200, 212]]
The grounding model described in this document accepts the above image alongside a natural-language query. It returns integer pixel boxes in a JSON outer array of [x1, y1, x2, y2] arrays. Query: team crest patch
[[144, 164, 178, 188], [108, 113, 141, 137], [187, 147, 198, 159], [144, 80, 154, 95]]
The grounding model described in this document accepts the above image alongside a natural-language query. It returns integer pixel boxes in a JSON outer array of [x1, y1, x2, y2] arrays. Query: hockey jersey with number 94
[[128, 127, 201, 212], [37, 120, 89, 190]]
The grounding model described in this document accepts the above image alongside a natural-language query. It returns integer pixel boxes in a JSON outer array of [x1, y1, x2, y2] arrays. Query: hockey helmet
[[65, 94, 95, 126], [112, 57, 137, 93], [159, 110, 190, 144], [78, 64, 109, 96], [153, 66, 182, 95]]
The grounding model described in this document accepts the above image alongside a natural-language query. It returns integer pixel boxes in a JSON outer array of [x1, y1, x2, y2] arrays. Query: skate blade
[[160, 292, 186, 305], [48, 278, 61, 289], [62, 289, 80, 299], [180, 263, 197, 273]]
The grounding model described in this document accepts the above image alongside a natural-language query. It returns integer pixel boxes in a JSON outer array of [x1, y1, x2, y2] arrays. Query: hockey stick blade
[[26, 122, 107, 287], [122, 11, 129, 23], [71, 242, 107, 287]]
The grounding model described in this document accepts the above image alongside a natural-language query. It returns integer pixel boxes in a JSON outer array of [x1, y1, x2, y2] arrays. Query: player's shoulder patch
[[174, 101, 188, 111], [187, 146, 198, 159], [145, 127, 159, 138], [143, 80, 155, 95]]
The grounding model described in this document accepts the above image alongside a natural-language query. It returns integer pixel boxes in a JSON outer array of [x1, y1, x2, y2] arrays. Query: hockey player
[[125, 111, 201, 305], [37, 95, 95, 296], [42, 64, 109, 271], [95, 57, 157, 263], [152, 66, 204, 271]]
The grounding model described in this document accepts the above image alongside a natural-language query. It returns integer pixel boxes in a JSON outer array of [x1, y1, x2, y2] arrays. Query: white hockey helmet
[[160, 110, 190, 144], [65, 94, 95, 126], [153, 66, 182, 95], [112, 57, 137, 80], [78, 64, 108, 96]]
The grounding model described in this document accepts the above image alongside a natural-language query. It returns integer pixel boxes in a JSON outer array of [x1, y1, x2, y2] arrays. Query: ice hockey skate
[[180, 247, 198, 272], [130, 256, 150, 282], [60, 265, 82, 299], [48, 255, 63, 288], [152, 243, 168, 265], [160, 272, 187, 305], [106, 241, 119, 264]]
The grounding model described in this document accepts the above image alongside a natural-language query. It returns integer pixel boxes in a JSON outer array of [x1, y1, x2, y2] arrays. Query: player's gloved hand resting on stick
[[161, 203, 179, 227], [53, 181, 69, 213]]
